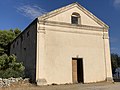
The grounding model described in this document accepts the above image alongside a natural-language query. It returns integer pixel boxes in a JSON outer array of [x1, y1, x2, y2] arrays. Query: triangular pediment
[[38, 2, 109, 28]]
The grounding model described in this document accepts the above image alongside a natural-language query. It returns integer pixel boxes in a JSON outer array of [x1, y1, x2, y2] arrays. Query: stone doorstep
[[36, 79, 47, 86]]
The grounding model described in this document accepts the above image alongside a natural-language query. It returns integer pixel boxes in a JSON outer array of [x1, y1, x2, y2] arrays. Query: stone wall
[[0, 77, 29, 88]]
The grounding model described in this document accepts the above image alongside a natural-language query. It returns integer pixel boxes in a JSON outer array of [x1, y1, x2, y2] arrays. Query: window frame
[[71, 12, 80, 25]]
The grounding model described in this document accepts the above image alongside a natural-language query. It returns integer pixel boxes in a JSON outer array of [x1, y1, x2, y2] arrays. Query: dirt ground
[[1, 82, 120, 90]]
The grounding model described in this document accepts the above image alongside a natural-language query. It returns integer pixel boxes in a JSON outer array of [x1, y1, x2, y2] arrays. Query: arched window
[[71, 12, 80, 25]]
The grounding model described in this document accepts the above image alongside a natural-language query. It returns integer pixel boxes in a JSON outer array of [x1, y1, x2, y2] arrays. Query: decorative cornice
[[103, 32, 109, 39], [38, 20, 105, 32], [37, 20, 104, 36], [103, 29, 108, 32], [45, 28, 103, 36], [37, 30, 45, 34], [37, 25, 45, 33]]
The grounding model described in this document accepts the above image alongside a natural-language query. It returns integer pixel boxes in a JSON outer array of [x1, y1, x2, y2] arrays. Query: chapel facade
[[10, 2, 113, 85]]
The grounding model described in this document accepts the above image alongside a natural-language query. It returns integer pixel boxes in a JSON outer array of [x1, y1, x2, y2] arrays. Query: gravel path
[[2, 82, 120, 90]]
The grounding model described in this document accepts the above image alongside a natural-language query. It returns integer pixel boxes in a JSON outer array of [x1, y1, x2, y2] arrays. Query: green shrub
[[0, 54, 25, 78]]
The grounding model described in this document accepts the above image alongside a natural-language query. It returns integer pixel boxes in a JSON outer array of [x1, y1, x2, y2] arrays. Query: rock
[[23, 78, 30, 83], [8, 77, 16, 83], [15, 78, 19, 82], [3, 79, 10, 87], [36, 79, 47, 86], [0, 77, 30, 88], [0, 78, 2, 81], [0, 80, 4, 87]]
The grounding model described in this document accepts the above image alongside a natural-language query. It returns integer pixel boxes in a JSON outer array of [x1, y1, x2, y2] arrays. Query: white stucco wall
[[36, 5, 112, 84], [37, 24, 106, 84]]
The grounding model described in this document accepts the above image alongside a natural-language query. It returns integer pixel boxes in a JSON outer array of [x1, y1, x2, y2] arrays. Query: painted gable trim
[[38, 2, 109, 29]]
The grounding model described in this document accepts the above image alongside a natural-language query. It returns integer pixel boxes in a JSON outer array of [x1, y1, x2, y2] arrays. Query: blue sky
[[0, 0, 120, 54]]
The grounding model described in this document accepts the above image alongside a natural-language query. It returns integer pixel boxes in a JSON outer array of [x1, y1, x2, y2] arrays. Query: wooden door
[[72, 58, 84, 83], [72, 60, 78, 83]]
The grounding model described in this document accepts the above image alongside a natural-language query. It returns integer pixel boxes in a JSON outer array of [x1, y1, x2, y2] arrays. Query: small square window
[[72, 16, 79, 24], [24, 48, 26, 51], [71, 12, 80, 25], [17, 41, 19, 45], [27, 31, 29, 37], [21, 35, 23, 42]]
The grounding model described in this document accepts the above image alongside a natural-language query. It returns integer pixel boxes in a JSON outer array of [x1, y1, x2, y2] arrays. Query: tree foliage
[[0, 28, 23, 78], [111, 53, 120, 74], [12, 28, 21, 37], [0, 29, 21, 55], [0, 54, 25, 78]]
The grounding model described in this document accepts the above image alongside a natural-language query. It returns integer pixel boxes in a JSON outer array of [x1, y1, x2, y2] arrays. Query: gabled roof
[[38, 2, 109, 29]]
